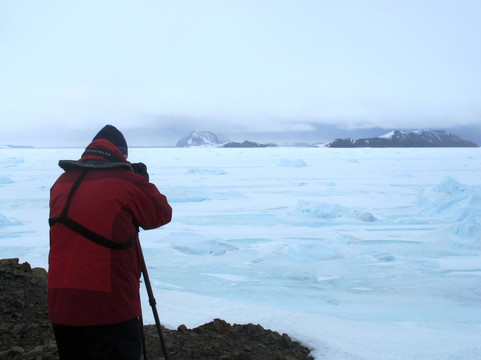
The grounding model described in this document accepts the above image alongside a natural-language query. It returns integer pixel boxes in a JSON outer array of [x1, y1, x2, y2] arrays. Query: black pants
[[52, 318, 142, 360]]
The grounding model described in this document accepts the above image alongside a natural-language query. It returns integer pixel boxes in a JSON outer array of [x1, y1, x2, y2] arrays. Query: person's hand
[[131, 162, 149, 181]]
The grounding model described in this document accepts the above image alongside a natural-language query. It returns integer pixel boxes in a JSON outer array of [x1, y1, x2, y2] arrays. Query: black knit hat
[[92, 125, 128, 158]]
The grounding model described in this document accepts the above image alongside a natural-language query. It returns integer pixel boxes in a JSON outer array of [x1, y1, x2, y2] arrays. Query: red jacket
[[48, 139, 172, 326]]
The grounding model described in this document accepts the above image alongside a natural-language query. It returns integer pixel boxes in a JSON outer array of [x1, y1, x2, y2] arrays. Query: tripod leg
[[139, 247, 170, 360]]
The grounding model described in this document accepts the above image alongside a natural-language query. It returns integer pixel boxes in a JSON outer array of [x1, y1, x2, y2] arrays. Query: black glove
[[131, 162, 149, 181]]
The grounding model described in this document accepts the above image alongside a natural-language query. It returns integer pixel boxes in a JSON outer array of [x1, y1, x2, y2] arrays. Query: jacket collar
[[58, 139, 131, 172]]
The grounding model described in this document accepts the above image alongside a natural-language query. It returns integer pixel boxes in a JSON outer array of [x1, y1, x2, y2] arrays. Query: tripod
[[139, 246, 170, 360]]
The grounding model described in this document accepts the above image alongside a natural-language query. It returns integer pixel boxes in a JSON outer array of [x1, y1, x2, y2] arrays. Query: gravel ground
[[0, 258, 314, 360]]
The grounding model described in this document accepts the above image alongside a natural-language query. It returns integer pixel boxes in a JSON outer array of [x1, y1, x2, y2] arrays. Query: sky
[[1, 0, 480, 147]]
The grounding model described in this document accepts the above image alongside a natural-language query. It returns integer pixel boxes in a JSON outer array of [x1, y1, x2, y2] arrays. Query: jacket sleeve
[[128, 174, 172, 230]]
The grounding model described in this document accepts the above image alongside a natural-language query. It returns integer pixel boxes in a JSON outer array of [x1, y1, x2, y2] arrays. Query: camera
[[131, 162, 149, 181]]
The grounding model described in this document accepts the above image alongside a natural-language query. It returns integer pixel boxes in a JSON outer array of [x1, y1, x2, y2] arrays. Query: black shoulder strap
[[49, 169, 138, 250]]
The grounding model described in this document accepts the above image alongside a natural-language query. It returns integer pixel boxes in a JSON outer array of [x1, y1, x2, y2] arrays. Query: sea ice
[[1, 147, 480, 360]]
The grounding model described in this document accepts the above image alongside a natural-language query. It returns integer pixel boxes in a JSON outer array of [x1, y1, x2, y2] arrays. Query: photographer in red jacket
[[48, 125, 172, 360]]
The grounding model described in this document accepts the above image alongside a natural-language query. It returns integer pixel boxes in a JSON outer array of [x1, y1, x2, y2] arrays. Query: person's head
[[92, 125, 128, 158]]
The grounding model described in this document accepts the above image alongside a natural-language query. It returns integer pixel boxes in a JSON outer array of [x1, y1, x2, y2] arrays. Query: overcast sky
[[1, 0, 480, 147]]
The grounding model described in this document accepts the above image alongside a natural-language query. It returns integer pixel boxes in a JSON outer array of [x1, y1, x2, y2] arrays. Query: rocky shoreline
[[0, 258, 314, 359]]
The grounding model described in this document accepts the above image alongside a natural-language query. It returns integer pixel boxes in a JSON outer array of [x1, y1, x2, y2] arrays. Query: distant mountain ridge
[[223, 140, 276, 148], [176, 129, 478, 148], [176, 131, 275, 148], [325, 130, 478, 148]]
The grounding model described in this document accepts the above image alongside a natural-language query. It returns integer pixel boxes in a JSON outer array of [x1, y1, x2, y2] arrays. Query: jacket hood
[[58, 139, 132, 172]]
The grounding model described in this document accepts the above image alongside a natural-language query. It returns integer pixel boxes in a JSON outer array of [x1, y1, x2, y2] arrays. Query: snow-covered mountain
[[176, 131, 222, 147], [326, 130, 478, 148]]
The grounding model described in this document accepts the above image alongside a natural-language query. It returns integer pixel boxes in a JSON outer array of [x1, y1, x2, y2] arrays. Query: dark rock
[[0, 258, 56, 359], [223, 140, 276, 148], [142, 317, 313, 360]]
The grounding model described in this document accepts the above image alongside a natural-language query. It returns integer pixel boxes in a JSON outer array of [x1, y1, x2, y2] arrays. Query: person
[[48, 125, 172, 360]]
